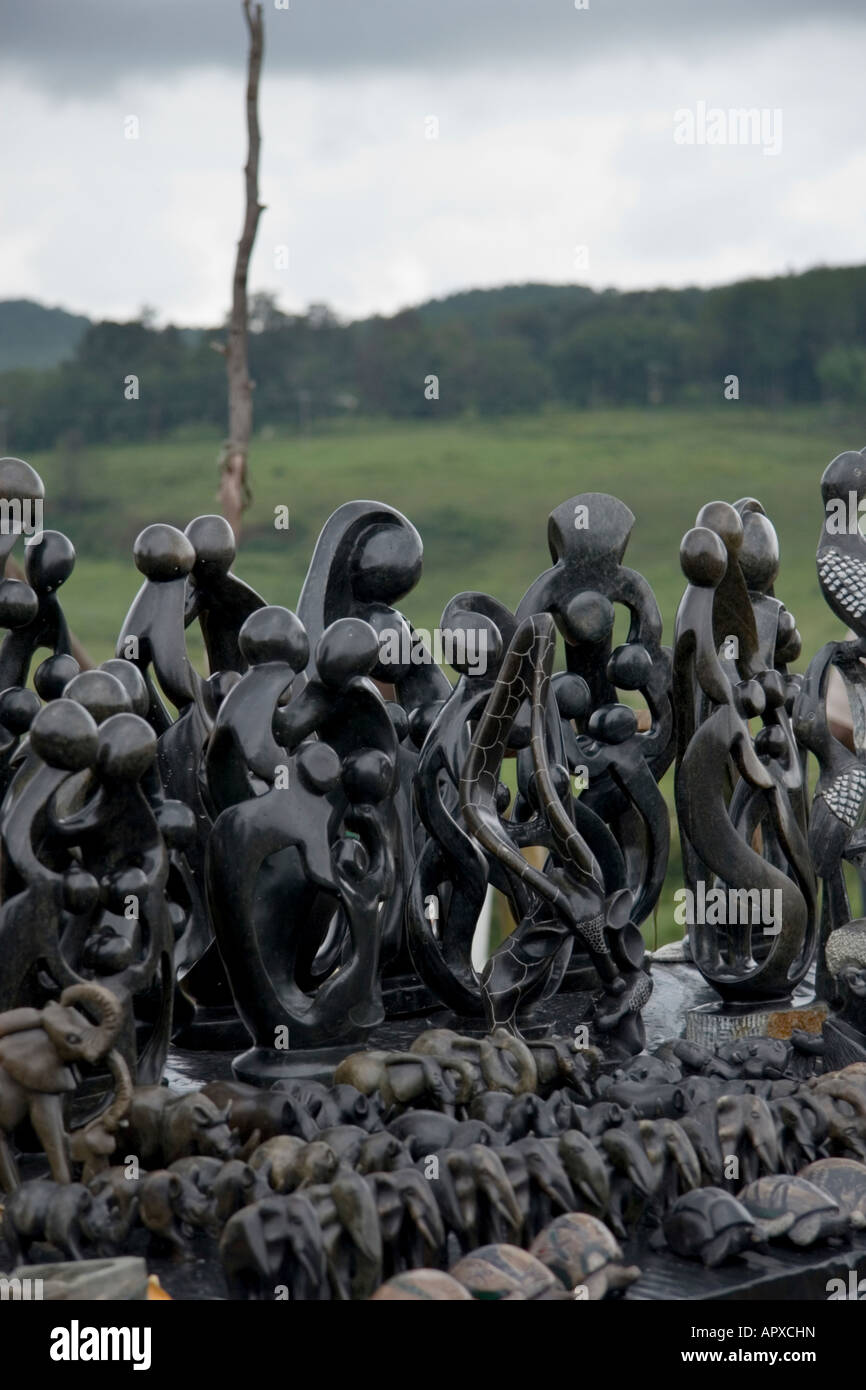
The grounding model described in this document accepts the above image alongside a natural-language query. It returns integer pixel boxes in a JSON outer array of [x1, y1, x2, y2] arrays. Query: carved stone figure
[[3, 1178, 123, 1263], [67, 1050, 133, 1184], [529, 1211, 640, 1298], [0, 983, 125, 1191], [125, 1087, 237, 1169], [208, 616, 401, 1079], [663, 1187, 759, 1266], [674, 499, 816, 999], [139, 1168, 215, 1254]]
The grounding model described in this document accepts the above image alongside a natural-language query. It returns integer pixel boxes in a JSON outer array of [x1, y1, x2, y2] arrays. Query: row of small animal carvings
[[6, 1019, 866, 1297], [369, 1215, 639, 1300], [371, 1157, 866, 1298], [0, 971, 838, 1200], [2, 448, 866, 1081]]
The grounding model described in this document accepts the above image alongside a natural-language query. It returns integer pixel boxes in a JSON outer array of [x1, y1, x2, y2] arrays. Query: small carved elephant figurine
[[0, 982, 125, 1193], [68, 1049, 134, 1184]]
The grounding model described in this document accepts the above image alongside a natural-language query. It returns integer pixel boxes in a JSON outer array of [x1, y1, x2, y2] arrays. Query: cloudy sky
[[2, 0, 865, 325]]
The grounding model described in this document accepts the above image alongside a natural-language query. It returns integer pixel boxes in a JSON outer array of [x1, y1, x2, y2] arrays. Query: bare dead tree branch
[[219, 0, 265, 542]]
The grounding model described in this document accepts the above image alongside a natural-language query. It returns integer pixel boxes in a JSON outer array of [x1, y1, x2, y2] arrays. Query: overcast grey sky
[[1, 0, 864, 324]]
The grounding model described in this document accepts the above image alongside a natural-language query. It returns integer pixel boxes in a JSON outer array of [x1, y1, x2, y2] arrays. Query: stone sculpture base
[[164, 988, 600, 1088], [380, 972, 441, 1017], [172, 1004, 251, 1051], [439, 1013, 554, 1040], [685, 988, 828, 1048], [232, 1042, 369, 1085], [168, 957, 829, 1087], [173, 980, 443, 1053], [626, 1230, 866, 1301]]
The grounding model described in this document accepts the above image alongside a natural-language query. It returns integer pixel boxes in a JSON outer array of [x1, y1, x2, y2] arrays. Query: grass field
[[24, 402, 866, 947]]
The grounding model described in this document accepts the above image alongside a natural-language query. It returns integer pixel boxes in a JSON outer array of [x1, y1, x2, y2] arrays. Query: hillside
[[3, 264, 866, 455], [0, 299, 90, 371]]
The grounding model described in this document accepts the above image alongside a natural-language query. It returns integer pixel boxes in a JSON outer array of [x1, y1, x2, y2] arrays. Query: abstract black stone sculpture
[[0, 697, 176, 1091], [408, 494, 667, 1052], [797, 451, 866, 993], [10, 445, 866, 1301], [208, 613, 400, 1080], [673, 499, 816, 1000]]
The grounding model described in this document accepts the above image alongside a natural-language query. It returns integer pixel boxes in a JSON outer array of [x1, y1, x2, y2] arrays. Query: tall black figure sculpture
[[794, 449, 866, 1011], [207, 614, 400, 1081], [407, 495, 663, 1053], [461, 612, 652, 1053], [294, 500, 450, 1013], [0, 457, 80, 797], [0, 700, 175, 1088], [116, 516, 265, 1046], [674, 499, 816, 1001], [515, 494, 673, 967]]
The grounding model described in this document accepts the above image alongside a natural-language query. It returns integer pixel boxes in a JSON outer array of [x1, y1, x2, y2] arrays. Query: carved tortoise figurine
[[663, 1187, 758, 1266], [737, 1175, 848, 1246], [450, 1243, 569, 1300], [530, 1213, 640, 1299], [369, 1270, 473, 1300], [799, 1157, 866, 1229]]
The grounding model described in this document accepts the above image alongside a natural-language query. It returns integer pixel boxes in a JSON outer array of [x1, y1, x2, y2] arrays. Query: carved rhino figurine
[[203, 1080, 319, 1145], [269, 1080, 383, 1133], [87, 1165, 141, 1240], [126, 1087, 238, 1168], [139, 1168, 215, 1255], [3, 1178, 122, 1264]]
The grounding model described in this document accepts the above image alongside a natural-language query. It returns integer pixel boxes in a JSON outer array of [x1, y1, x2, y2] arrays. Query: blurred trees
[[2, 263, 866, 452], [816, 346, 866, 405]]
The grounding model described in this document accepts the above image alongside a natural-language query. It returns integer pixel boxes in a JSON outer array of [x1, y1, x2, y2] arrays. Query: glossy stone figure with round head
[[512, 494, 674, 968], [516, 493, 673, 780], [206, 604, 309, 814], [458, 613, 653, 1052], [294, 506, 444, 998], [24, 705, 177, 1084], [405, 591, 514, 1020], [673, 499, 816, 1002], [183, 513, 265, 676], [0, 701, 101, 1014], [116, 522, 199, 733], [207, 616, 401, 1076], [0, 457, 79, 695], [295, 499, 450, 710]]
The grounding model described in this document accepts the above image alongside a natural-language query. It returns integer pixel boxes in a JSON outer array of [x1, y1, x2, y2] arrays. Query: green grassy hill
[[30, 403, 862, 662]]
